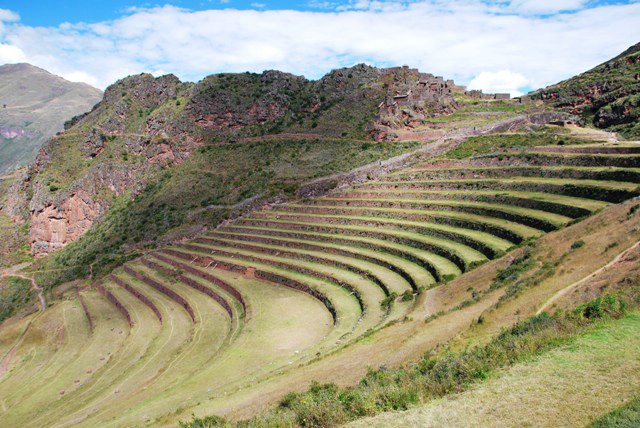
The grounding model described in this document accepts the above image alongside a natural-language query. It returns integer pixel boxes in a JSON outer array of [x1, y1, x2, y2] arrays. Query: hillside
[[2, 64, 508, 287], [532, 42, 640, 139], [0, 63, 103, 174], [350, 312, 640, 427]]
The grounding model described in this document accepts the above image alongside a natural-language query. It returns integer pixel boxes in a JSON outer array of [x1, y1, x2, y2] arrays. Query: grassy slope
[[441, 126, 597, 159], [0, 175, 30, 269], [591, 397, 640, 428], [168, 192, 640, 425], [350, 312, 640, 428]]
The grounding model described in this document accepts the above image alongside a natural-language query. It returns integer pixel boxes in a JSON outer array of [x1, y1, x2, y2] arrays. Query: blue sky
[[5, 1, 331, 26], [5, 0, 635, 26], [1, 1, 639, 94]]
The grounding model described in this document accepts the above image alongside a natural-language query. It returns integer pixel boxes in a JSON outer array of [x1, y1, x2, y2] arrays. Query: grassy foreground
[[181, 288, 640, 427], [351, 310, 640, 428]]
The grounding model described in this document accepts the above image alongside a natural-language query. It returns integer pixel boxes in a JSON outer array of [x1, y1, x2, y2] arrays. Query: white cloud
[[0, 1, 638, 94], [0, 9, 19, 22], [507, 0, 589, 14], [60, 70, 100, 87], [0, 43, 25, 63], [468, 70, 530, 96]]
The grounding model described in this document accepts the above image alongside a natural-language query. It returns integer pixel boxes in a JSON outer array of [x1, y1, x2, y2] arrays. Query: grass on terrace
[[218, 224, 462, 280], [441, 126, 598, 159], [345, 189, 609, 212]]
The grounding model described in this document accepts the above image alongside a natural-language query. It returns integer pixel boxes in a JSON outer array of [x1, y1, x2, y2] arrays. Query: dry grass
[[349, 312, 640, 428]]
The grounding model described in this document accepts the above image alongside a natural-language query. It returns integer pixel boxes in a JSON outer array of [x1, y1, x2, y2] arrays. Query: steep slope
[[532, 42, 640, 139], [0, 63, 103, 174]]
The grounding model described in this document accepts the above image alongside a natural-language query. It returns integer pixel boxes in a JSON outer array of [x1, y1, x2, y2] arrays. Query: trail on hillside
[[536, 240, 640, 315]]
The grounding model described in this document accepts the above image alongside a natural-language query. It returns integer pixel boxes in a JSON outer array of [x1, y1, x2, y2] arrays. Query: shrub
[[571, 240, 586, 250], [381, 292, 398, 310], [400, 290, 414, 302], [576, 294, 627, 320]]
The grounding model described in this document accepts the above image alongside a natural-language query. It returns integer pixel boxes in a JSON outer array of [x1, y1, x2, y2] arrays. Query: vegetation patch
[[590, 396, 640, 428], [32, 138, 419, 290], [0, 276, 33, 323]]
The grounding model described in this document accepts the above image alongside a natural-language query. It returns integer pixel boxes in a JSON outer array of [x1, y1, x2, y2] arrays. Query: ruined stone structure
[[465, 89, 511, 100], [372, 66, 459, 140]]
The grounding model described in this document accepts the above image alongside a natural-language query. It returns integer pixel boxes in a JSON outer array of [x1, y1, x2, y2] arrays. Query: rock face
[[531, 42, 640, 139], [29, 191, 100, 254], [4, 65, 470, 256]]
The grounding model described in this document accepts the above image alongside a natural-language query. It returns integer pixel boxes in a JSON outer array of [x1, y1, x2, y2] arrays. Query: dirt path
[[536, 240, 640, 315], [1, 263, 47, 311]]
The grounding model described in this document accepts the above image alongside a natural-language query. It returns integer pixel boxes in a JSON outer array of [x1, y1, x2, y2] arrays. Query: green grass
[[348, 188, 608, 212], [257, 211, 514, 256], [590, 397, 640, 428], [282, 203, 541, 240], [392, 165, 640, 184], [185, 240, 390, 324], [212, 230, 435, 289], [441, 128, 591, 159], [239, 216, 488, 270], [204, 236, 414, 297], [322, 196, 573, 229], [0, 276, 33, 323], [218, 224, 461, 281], [164, 247, 364, 335], [380, 177, 639, 191]]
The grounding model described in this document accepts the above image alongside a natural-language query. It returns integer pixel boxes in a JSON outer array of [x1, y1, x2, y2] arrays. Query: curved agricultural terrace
[[1, 139, 639, 426]]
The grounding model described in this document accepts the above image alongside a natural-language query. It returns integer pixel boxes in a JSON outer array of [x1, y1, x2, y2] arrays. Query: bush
[[400, 290, 414, 302], [576, 294, 627, 320], [571, 240, 586, 250], [380, 292, 398, 310]]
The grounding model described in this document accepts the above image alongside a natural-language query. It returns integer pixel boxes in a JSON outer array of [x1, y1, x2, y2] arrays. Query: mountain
[[3, 64, 468, 276], [531, 42, 640, 139], [0, 63, 103, 175]]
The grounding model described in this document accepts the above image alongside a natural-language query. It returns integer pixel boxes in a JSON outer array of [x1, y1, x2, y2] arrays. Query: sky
[[0, 1, 639, 96]]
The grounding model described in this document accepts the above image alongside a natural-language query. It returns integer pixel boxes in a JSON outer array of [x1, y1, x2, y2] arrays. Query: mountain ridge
[[0, 63, 103, 174]]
